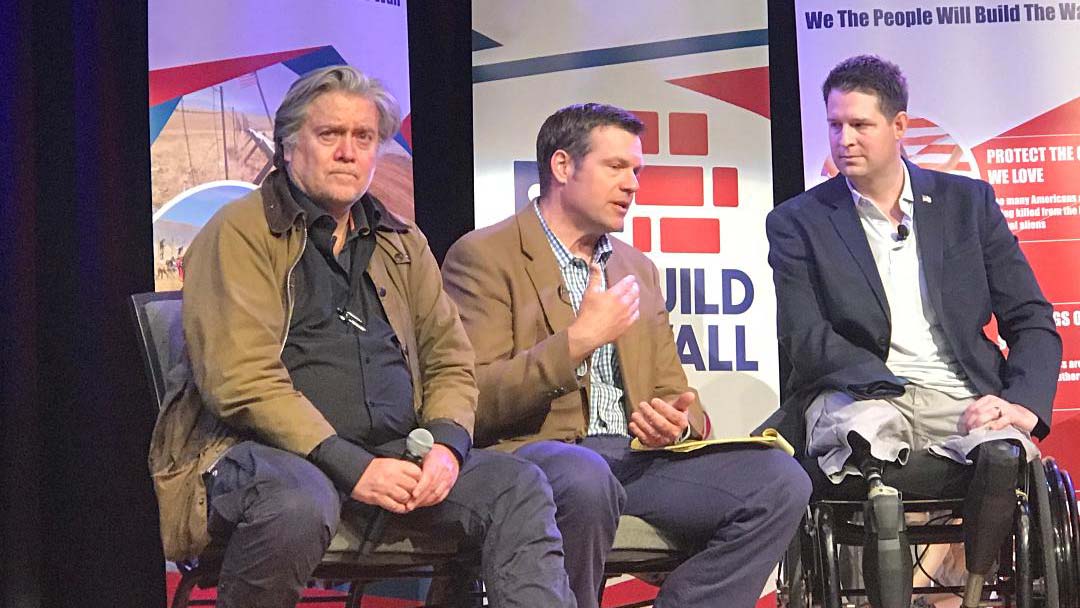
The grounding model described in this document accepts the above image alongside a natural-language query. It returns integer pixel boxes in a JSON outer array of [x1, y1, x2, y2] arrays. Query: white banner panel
[[473, 0, 777, 436]]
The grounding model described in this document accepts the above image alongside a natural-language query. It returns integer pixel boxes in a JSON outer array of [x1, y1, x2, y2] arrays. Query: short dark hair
[[821, 55, 908, 119], [536, 103, 645, 196]]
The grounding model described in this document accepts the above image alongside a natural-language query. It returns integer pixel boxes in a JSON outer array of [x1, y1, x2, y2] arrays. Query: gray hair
[[273, 65, 402, 168]]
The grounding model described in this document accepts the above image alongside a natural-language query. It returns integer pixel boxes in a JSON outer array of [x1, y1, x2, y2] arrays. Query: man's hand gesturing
[[567, 263, 640, 362]]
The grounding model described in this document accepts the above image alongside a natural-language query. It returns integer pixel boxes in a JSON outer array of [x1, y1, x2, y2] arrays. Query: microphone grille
[[406, 428, 435, 457]]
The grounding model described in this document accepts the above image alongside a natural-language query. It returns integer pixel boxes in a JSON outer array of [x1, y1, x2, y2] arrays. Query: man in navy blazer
[[765, 55, 1061, 608]]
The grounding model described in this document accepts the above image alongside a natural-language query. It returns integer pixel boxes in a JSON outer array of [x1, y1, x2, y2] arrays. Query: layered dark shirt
[[282, 181, 470, 492]]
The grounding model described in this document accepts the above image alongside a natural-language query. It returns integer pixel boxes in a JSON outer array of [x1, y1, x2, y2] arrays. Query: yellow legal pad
[[630, 428, 795, 457]]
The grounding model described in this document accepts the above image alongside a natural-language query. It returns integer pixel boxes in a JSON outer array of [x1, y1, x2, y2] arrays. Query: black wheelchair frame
[[777, 458, 1080, 608]]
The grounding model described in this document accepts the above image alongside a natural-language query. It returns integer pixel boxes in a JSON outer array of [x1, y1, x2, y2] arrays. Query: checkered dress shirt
[[534, 201, 629, 436]]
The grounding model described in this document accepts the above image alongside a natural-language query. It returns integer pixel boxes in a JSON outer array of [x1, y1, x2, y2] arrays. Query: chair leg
[[171, 571, 200, 608], [468, 579, 487, 608], [346, 581, 365, 608]]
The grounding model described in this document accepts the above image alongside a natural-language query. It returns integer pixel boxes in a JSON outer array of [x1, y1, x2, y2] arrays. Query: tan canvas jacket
[[148, 170, 477, 560], [441, 204, 705, 452]]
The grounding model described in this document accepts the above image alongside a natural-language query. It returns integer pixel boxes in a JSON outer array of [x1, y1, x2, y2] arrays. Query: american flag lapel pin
[[921, 194, 933, 204]]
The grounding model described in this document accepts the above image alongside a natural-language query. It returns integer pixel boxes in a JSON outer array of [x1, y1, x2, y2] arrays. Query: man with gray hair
[[149, 65, 575, 607]]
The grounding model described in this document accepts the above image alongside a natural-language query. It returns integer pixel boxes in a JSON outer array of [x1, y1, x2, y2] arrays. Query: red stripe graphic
[[916, 143, 961, 155], [902, 134, 945, 145], [149, 47, 321, 105], [908, 117, 938, 128]]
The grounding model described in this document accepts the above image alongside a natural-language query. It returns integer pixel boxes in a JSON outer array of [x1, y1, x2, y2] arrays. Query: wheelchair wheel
[[1017, 497, 1034, 608], [811, 504, 842, 608], [777, 527, 811, 608], [1031, 459, 1060, 608], [1059, 466, 1080, 587], [1045, 459, 1079, 608]]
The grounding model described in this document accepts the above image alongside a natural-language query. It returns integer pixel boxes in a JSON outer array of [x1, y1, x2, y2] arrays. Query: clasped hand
[[960, 394, 1038, 435], [350, 443, 459, 513]]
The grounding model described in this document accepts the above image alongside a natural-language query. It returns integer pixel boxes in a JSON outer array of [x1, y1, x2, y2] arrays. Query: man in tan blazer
[[443, 103, 811, 608]]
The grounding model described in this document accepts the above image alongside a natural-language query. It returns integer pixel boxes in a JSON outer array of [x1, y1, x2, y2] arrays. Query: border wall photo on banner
[[794, 0, 1080, 473], [148, 0, 413, 292]]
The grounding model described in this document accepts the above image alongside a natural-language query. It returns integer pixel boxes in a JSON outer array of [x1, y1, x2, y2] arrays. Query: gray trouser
[[805, 385, 1038, 483], [205, 440, 576, 608]]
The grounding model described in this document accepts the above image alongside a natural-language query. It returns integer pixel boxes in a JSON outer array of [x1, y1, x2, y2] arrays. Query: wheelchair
[[777, 454, 1080, 608]]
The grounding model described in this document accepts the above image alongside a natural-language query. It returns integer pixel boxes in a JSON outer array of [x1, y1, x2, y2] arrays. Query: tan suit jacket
[[442, 204, 705, 451]]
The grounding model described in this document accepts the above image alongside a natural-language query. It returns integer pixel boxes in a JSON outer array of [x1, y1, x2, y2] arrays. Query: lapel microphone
[[896, 224, 910, 241]]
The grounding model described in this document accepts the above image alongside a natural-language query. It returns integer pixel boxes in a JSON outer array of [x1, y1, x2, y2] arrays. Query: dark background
[[0, 2, 801, 605]]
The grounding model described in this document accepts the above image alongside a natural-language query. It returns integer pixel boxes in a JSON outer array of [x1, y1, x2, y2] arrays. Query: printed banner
[[473, 0, 778, 438], [148, 0, 413, 291], [794, 0, 1080, 472]]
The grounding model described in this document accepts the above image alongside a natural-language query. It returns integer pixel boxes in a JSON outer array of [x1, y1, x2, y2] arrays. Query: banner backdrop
[[794, 0, 1080, 472], [148, 0, 413, 292], [473, 0, 778, 438]]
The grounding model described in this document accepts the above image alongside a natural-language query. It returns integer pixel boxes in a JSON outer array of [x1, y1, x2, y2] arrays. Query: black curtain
[[0, 1, 164, 607], [408, 1, 475, 263], [768, 0, 806, 206], [0, 1, 475, 606]]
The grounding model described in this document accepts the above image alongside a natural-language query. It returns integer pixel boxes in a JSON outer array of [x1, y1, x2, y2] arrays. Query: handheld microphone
[[360, 428, 434, 555], [896, 224, 910, 241]]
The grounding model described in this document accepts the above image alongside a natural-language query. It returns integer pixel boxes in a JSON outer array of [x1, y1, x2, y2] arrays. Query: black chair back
[[129, 290, 183, 410]]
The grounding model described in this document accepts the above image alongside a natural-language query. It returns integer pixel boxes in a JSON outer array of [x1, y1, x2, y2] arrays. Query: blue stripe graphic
[[472, 29, 767, 83]]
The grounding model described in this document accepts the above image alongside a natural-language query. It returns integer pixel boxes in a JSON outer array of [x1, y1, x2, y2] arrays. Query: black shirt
[[281, 180, 469, 493]]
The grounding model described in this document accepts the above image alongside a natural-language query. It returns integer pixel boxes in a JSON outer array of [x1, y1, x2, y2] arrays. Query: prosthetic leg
[[848, 433, 912, 608], [960, 440, 1022, 608]]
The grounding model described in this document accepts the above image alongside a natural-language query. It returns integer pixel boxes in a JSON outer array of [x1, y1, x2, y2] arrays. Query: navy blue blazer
[[760, 160, 1061, 457]]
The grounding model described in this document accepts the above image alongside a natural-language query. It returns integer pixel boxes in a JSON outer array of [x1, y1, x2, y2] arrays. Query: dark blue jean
[[205, 440, 576, 608], [516, 436, 811, 608]]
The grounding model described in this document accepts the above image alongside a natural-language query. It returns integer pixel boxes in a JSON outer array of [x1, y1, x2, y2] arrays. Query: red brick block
[[632, 217, 652, 252], [630, 110, 660, 155], [636, 166, 703, 206], [669, 112, 708, 156], [659, 217, 720, 253], [712, 166, 739, 207]]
